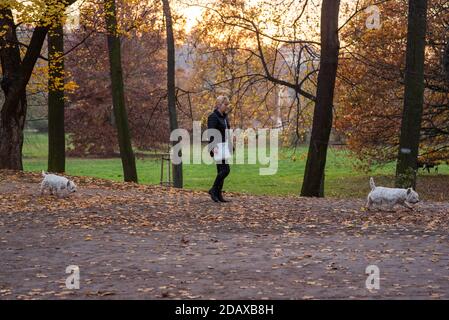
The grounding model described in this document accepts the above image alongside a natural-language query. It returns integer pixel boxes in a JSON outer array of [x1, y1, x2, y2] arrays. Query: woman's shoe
[[217, 191, 230, 202], [208, 188, 220, 202]]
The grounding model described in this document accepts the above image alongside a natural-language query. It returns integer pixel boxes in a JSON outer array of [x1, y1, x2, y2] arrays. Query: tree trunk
[[444, 41, 449, 83], [104, 0, 138, 183], [47, 18, 66, 173], [0, 8, 27, 170], [0, 1, 76, 170], [301, 0, 340, 197], [162, 0, 183, 188], [395, 0, 428, 189]]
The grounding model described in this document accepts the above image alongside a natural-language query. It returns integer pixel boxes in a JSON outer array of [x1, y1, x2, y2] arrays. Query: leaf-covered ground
[[0, 170, 448, 299]]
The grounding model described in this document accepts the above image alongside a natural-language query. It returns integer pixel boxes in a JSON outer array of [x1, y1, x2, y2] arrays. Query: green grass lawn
[[22, 132, 449, 199]]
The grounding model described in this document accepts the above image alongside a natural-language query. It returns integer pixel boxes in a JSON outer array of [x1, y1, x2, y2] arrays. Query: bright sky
[[176, 0, 322, 43], [177, 0, 369, 43], [178, 5, 204, 33], [63, 0, 205, 32], [64, 0, 358, 38]]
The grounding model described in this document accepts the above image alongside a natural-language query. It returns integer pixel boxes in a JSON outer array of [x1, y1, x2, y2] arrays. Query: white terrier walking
[[40, 171, 77, 197], [366, 177, 419, 210]]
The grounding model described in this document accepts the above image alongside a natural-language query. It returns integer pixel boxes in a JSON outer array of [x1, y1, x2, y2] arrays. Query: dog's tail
[[369, 177, 376, 190]]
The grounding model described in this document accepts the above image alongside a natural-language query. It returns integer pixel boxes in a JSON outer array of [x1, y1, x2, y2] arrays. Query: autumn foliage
[[335, 0, 449, 168], [64, 1, 170, 156]]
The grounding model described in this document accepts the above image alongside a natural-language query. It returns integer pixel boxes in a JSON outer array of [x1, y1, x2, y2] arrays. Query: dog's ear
[[407, 188, 412, 195], [67, 181, 71, 188]]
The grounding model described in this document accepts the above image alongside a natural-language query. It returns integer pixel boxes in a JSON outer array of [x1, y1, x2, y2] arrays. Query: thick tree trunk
[[300, 0, 340, 197], [395, 0, 428, 189], [104, 0, 138, 183], [444, 42, 449, 83], [0, 8, 27, 170], [0, 97, 27, 170], [162, 0, 183, 188], [47, 19, 66, 173]]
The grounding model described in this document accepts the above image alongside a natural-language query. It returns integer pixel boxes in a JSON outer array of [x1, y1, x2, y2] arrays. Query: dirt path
[[0, 170, 448, 299]]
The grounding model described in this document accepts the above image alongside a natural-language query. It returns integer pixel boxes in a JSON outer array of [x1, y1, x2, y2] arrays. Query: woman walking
[[207, 96, 231, 202]]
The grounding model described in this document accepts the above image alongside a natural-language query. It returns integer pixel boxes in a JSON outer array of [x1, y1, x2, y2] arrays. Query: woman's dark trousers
[[211, 161, 230, 195]]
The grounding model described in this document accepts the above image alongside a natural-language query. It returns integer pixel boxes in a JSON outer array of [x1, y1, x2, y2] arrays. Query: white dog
[[366, 177, 419, 210], [40, 171, 77, 197]]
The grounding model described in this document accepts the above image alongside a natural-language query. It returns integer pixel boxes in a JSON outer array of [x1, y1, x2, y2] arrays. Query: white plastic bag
[[213, 142, 232, 162]]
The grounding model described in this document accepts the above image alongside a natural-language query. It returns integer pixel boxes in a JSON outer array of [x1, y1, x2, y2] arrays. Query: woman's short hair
[[216, 95, 230, 107]]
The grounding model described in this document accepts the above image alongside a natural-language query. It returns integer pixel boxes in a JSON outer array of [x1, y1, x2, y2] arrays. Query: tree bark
[[444, 41, 449, 83], [0, 8, 27, 170], [104, 0, 138, 183], [301, 0, 340, 197], [47, 17, 66, 173], [162, 0, 183, 188], [395, 0, 428, 189]]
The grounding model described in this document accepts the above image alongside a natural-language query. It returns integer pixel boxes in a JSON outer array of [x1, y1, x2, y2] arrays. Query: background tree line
[[1, 0, 448, 195]]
